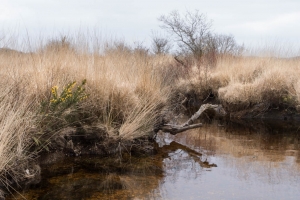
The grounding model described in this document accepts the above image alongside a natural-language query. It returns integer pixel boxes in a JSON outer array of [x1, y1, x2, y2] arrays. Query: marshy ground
[[0, 38, 300, 199]]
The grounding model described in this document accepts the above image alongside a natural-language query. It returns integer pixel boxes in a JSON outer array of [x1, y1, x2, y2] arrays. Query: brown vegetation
[[0, 23, 300, 196], [0, 40, 174, 192], [176, 55, 300, 113]]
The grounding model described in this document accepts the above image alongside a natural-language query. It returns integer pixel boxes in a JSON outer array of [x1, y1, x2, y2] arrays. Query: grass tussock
[[176, 55, 300, 111], [0, 81, 35, 186], [216, 56, 300, 109]]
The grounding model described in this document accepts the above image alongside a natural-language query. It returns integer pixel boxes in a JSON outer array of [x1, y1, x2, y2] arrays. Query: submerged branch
[[160, 123, 203, 135]]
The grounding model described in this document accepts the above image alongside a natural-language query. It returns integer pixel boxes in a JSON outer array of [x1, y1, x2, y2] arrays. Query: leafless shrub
[[133, 41, 149, 57], [151, 33, 172, 55], [41, 36, 75, 53], [206, 34, 244, 56], [104, 40, 132, 55], [159, 10, 212, 60]]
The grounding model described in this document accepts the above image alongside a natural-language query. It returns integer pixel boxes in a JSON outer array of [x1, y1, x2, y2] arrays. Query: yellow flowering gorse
[[48, 79, 88, 111]]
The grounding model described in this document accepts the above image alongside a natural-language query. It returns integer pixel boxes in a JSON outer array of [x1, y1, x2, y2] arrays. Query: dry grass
[[176, 55, 300, 111], [216, 56, 300, 106], [0, 36, 299, 189], [0, 39, 173, 185], [0, 80, 35, 187]]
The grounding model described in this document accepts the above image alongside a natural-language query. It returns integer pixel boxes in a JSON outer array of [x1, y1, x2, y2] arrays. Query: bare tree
[[151, 33, 172, 55], [210, 34, 244, 56], [203, 33, 244, 66], [158, 10, 212, 60]]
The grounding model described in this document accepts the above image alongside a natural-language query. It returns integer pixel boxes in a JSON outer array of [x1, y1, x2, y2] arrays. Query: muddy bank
[[229, 103, 300, 121], [181, 90, 300, 122]]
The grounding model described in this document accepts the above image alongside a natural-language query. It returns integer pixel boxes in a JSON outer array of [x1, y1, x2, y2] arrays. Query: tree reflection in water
[[155, 120, 300, 199]]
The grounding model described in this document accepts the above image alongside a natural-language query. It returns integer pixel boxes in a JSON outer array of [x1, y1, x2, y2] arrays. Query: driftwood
[[160, 104, 226, 135]]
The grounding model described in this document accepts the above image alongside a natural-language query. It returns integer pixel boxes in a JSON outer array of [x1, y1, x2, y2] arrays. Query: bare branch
[[159, 104, 227, 135], [158, 10, 212, 59], [151, 32, 172, 55], [158, 10, 243, 62]]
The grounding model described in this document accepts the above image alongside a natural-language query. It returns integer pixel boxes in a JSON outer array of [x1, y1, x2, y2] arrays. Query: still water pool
[[8, 121, 300, 200]]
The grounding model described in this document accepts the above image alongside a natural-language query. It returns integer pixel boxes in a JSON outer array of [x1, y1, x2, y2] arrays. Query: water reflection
[[7, 121, 300, 200], [7, 155, 164, 200], [156, 121, 300, 199]]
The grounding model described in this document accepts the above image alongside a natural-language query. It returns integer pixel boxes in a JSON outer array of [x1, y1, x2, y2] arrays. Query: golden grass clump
[[175, 54, 300, 111], [80, 49, 172, 137], [0, 82, 35, 186], [216, 56, 300, 108]]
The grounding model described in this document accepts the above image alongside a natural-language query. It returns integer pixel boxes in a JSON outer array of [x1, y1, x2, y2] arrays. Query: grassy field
[[0, 38, 299, 191]]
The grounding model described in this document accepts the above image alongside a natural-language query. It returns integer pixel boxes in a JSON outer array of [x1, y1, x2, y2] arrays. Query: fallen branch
[[183, 104, 225, 126], [160, 104, 226, 135]]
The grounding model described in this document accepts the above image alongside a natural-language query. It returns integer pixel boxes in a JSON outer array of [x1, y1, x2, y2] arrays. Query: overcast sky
[[1, 0, 300, 54]]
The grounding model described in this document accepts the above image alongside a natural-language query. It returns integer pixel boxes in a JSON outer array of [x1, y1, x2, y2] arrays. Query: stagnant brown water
[[7, 121, 300, 200]]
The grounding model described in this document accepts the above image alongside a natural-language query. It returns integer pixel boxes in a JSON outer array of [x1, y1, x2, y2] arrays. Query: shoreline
[[2, 102, 299, 199]]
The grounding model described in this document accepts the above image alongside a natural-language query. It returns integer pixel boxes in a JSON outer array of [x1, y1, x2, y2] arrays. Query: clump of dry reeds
[[0, 36, 173, 185], [175, 54, 300, 112], [0, 80, 35, 187], [215, 56, 300, 110]]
